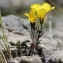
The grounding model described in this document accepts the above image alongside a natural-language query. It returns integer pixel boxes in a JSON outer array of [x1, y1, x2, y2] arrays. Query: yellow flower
[[41, 3, 55, 12], [31, 3, 55, 19], [31, 4, 42, 11], [25, 10, 37, 23]]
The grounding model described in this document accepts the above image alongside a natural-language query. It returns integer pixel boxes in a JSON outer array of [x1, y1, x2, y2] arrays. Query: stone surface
[[38, 38, 63, 63], [47, 50, 63, 63], [1, 15, 63, 48], [39, 38, 63, 49], [2, 15, 30, 35], [0, 15, 32, 50], [20, 55, 42, 63], [1, 15, 63, 63], [10, 59, 19, 63]]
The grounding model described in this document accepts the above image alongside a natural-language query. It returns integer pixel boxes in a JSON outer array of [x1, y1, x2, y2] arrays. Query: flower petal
[[25, 10, 37, 23], [25, 13, 29, 17], [41, 3, 51, 12], [38, 9, 46, 18], [30, 10, 35, 18], [51, 7, 55, 10], [31, 4, 41, 11]]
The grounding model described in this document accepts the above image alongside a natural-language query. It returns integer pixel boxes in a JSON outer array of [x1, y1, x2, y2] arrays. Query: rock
[[10, 57, 20, 63], [10, 59, 19, 63], [39, 38, 51, 44], [38, 38, 63, 63], [20, 55, 42, 63], [39, 38, 63, 49], [1, 15, 63, 63], [39, 38, 56, 50], [0, 30, 32, 50], [14, 57, 21, 62], [0, 15, 32, 50], [47, 50, 63, 63], [38, 43, 54, 63], [2, 15, 30, 35], [53, 39, 63, 48], [2, 15, 63, 45]]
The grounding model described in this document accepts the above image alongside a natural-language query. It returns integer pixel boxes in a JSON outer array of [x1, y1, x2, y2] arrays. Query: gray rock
[[10, 59, 19, 63], [20, 55, 43, 63], [10, 57, 20, 63], [14, 57, 21, 62], [2, 15, 30, 35], [39, 38, 63, 49], [38, 38, 63, 63], [0, 15, 32, 50], [47, 50, 63, 63]]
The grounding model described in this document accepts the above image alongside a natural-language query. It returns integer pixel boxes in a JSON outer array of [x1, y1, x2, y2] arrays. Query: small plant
[[9, 40, 30, 57], [0, 2, 55, 63], [25, 3, 55, 62]]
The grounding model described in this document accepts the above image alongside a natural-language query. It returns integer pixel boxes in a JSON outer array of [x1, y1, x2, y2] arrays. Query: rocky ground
[[0, 15, 63, 63]]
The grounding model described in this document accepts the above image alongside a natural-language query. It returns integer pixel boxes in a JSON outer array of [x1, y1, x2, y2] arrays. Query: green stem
[[0, 12, 8, 49], [39, 18, 44, 27]]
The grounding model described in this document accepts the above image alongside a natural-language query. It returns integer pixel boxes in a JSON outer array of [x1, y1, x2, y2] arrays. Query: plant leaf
[[15, 41, 21, 49], [21, 40, 30, 46], [9, 41, 16, 46]]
